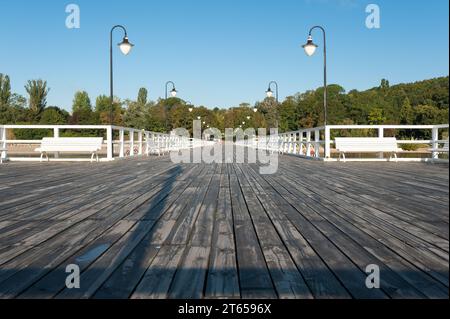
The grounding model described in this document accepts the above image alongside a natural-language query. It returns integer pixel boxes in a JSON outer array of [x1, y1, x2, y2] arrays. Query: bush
[[400, 143, 428, 151]]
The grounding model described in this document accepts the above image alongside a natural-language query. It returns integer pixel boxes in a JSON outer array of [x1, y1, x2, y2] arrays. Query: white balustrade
[[242, 124, 448, 162]]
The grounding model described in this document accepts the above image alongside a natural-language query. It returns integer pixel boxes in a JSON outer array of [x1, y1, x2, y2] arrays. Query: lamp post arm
[[268, 81, 279, 103], [165, 81, 176, 100]]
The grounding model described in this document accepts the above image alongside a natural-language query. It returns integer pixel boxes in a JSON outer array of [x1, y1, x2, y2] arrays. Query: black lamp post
[[266, 81, 279, 103], [110, 25, 134, 125], [185, 101, 193, 129], [164, 81, 177, 131], [303, 25, 327, 126]]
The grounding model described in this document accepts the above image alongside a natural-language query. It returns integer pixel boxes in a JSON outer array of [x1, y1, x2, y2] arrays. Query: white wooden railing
[[0, 125, 204, 162], [245, 124, 449, 162]]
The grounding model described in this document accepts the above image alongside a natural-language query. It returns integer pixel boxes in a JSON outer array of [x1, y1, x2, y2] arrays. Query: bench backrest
[[335, 137, 398, 152], [39, 137, 103, 152]]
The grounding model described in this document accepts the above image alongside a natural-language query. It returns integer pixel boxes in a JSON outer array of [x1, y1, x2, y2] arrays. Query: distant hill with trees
[[0, 73, 448, 139]]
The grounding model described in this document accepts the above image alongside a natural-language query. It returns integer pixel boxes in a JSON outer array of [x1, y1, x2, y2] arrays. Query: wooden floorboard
[[0, 152, 448, 299]]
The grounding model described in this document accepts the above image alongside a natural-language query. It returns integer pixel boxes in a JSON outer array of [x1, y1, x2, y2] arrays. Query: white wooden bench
[[335, 137, 399, 162], [146, 140, 163, 156], [35, 137, 103, 162], [0, 147, 7, 164]]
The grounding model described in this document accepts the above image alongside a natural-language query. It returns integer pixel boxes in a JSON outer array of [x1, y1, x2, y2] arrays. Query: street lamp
[[303, 25, 327, 126], [110, 25, 134, 125], [165, 81, 177, 99], [266, 81, 279, 103]]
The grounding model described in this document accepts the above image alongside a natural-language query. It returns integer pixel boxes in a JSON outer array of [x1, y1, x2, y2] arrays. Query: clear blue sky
[[0, 0, 448, 111]]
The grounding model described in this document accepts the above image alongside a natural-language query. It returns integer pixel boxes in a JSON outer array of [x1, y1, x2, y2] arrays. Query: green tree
[[72, 91, 92, 113], [71, 91, 96, 124], [40, 106, 69, 124], [137, 87, 148, 107], [95, 95, 111, 113], [368, 108, 386, 125], [0, 73, 11, 107], [25, 79, 49, 120], [400, 97, 414, 124]]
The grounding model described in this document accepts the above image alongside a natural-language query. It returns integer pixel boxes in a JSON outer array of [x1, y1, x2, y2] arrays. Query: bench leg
[[40, 152, 49, 162], [390, 152, 398, 163], [90, 152, 99, 163]]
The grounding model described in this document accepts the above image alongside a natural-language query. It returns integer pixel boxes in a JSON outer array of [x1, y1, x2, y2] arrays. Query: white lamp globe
[[302, 35, 317, 57], [118, 36, 134, 55]]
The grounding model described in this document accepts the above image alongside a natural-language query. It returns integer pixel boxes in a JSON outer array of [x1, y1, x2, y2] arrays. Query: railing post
[[315, 129, 320, 158], [1, 126, 7, 161], [145, 132, 150, 156], [53, 127, 60, 159], [299, 131, 304, 155], [378, 127, 384, 159], [324, 126, 331, 159], [284, 134, 288, 153], [130, 130, 135, 157], [138, 130, 143, 155], [119, 128, 125, 158], [306, 131, 311, 157], [432, 126, 439, 160], [107, 126, 113, 160]]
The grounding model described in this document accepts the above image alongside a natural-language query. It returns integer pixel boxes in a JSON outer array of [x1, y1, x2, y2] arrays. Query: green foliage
[[13, 126, 53, 140], [368, 108, 386, 125], [95, 95, 111, 113], [72, 91, 92, 113], [40, 106, 69, 124], [137, 88, 148, 106], [400, 143, 427, 151], [0, 73, 11, 107], [400, 97, 414, 124], [25, 79, 49, 121], [1, 75, 448, 141]]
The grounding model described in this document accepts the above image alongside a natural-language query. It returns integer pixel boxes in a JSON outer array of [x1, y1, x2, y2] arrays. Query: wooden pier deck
[[0, 154, 448, 299]]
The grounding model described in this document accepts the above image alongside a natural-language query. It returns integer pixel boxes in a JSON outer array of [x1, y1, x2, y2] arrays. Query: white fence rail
[[0, 125, 206, 162], [246, 124, 449, 162]]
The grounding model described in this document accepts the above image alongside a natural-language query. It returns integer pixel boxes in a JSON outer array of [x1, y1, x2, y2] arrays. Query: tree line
[[0, 73, 448, 139]]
